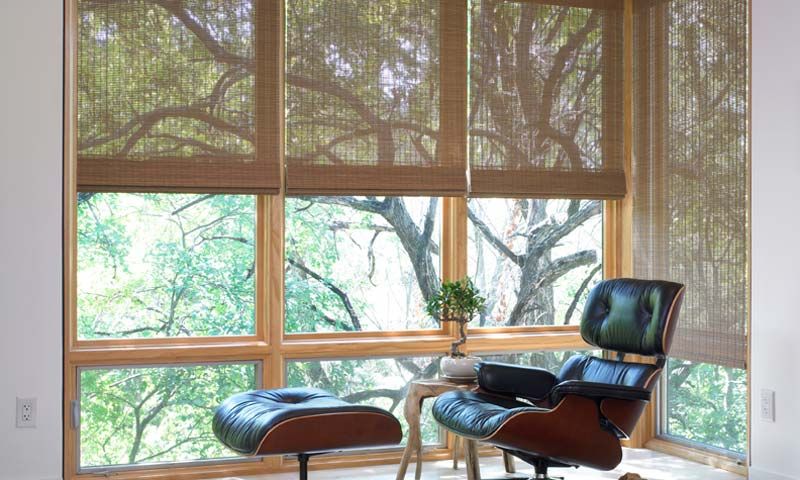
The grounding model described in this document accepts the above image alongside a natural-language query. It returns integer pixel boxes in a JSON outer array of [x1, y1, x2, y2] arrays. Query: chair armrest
[[549, 380, 652, 405], [476, 362, 557, 400]]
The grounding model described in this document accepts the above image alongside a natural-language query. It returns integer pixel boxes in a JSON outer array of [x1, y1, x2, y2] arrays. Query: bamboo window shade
[[632, 0, 749, 369], [284, 0, 468, 196], [468, 0, 626, 199], [76, 0, 281, 194]]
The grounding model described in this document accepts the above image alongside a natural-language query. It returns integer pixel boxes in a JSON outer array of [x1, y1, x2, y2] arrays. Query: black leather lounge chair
[[213, 388, 402, 479], [432, 278, 685, 480]]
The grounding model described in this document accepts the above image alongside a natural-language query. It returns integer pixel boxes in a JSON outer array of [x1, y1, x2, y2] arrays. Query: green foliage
[[426, 277, 486, 356], [78, 193, 256, 339], [425, 278, 486, 324], [286, 357, 441, 445], [80, 363, 256, 467], [666, 359, 747, 454], [284, 199, 365, 333]]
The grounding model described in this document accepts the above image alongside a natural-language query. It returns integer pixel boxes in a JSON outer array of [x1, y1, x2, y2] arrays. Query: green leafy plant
[[426, 278, 486, 357]]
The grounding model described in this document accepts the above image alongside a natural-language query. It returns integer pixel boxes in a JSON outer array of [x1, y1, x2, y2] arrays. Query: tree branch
[[534, 250, 597, 291], [79, 104, 254, 152], [467, 206, 523, 267], [564, 263, 602, 325], [152, 0, 252, 68], [529, 201, 601, 258], [172, 194, 215, 215], [287, 257, 363, 331], [342, 388, 404, 404], [301, 196, 387, 215]]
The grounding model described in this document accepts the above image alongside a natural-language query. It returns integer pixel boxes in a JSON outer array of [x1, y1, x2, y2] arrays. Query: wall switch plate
[[16, 397, 36, 428], [760, 389, 775, 422]]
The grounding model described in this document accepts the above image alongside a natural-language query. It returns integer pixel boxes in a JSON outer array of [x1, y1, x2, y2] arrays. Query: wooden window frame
[[62, 193, 601, 480]]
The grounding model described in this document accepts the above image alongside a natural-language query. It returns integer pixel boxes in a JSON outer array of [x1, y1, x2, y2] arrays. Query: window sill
[[646, 437, 747, 476]]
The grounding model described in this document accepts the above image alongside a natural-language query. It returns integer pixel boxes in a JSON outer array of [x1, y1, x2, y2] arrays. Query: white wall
[[751, 1, 800, 479], [0, 1, 64, 479]]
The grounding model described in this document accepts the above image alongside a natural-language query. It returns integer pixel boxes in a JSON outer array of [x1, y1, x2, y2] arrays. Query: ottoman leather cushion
[[213, 387, 402, 455]]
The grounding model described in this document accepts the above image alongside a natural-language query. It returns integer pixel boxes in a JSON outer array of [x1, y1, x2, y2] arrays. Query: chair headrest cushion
[[580, 278, 685, 357]]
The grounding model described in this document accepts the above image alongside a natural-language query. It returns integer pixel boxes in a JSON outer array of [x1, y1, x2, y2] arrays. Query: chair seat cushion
[[432, 390, 543, 439], [213, 387, 402, 455]]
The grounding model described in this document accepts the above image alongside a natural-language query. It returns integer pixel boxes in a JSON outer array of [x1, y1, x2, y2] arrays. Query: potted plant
[[426, 277, 486, 378]]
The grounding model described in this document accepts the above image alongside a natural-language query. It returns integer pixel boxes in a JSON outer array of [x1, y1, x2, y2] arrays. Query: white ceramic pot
[[440, 355, 481, 378]]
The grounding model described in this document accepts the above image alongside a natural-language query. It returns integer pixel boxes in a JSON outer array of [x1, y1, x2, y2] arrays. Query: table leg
[[395, 440, 415, 480], [414, 431, 424, 480], [465, 439, 481, 480], [396, 392, 423, 480], [452, 435, 460, 470]]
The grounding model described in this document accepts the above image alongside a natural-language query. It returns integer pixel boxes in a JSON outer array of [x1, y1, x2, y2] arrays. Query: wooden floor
[[225, 449, 742, 480]]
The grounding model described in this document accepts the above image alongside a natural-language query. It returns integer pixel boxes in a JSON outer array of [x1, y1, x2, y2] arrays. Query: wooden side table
[[395, 378, 515, 480]]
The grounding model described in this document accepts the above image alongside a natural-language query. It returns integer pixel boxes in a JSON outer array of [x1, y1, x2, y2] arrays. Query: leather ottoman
[[213, 387, 402, 478]]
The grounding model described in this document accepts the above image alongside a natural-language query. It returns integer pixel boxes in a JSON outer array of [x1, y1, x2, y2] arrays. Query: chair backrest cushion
[[557, 355, 660, 390], [580, 278, 685, 357]]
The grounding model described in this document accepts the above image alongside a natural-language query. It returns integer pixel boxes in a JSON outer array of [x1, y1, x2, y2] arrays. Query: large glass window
[[77, 193, 256, 339], [663, 359, 747, 455], [286, 356, 442, 445], [468, 198, 602, 328], [78, 362, 259, 471], [285, 197, 441, 333], [66, 0, 664, 477]]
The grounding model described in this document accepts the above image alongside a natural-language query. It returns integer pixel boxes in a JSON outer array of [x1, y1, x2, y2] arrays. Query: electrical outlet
[[760, 389, 775, 422], [16, 397, 37, 428]]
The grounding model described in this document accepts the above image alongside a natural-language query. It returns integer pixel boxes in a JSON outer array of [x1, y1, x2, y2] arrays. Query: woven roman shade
[[284, 0, 467, 196], [77, 0, 280, 194], [468, 0, 625, 199], [633, 0, 749, 369]]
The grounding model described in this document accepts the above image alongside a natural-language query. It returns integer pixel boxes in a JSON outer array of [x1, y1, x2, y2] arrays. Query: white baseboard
[[749, 466, 797, 480]]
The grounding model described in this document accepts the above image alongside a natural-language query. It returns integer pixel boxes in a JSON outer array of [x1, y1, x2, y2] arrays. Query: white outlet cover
[[760, 389, 775, 422], [16, 397, 36, 428]]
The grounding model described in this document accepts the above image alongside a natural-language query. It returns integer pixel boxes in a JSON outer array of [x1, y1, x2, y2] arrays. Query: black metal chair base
[[491, 451, 570, 480], [297, 453, 317, 480]]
